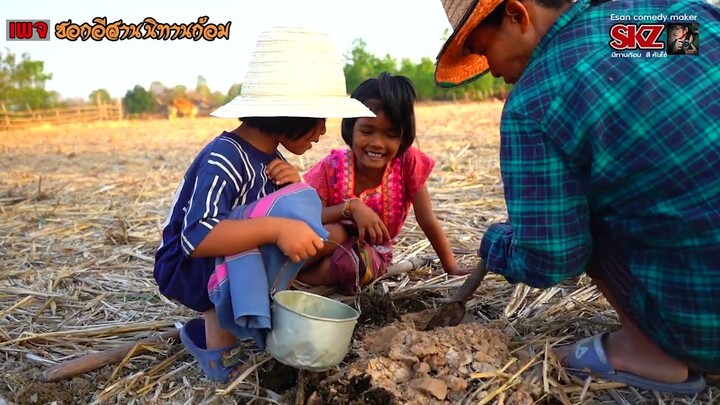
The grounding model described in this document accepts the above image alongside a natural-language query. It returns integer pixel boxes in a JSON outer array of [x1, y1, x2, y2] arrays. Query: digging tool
[[422, 259, 488, 331], [41, 329, 180, 382]]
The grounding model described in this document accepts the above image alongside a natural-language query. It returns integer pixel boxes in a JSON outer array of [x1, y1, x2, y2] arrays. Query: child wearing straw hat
[[433, 0, 720, 395], [300, 72, 472, 294], [153, 26, 374, 382]]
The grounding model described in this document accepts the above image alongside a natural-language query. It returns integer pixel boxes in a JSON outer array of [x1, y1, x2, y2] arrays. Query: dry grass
[[0, 101, 717, 404]]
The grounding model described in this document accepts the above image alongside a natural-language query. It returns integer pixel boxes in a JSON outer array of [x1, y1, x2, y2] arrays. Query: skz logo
[[5, 20, 51, 41], [609, 23, 665, 50]]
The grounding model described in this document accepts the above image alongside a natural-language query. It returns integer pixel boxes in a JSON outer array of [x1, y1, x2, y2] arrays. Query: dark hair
[[239, 117, 322, 140], [481, 0, 572, 27], [341, 72, 417, 154]]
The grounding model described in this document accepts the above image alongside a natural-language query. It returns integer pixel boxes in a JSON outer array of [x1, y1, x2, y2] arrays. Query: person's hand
[[266, 159, 301, 186], [349, 200, 390, 245], [275, 219, 325, 263], [445, 266, 473, 276], [673, 39, 686, 53]]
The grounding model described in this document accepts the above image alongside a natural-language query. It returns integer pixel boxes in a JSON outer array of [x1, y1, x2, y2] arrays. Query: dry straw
[[0, 102, 716, 404]]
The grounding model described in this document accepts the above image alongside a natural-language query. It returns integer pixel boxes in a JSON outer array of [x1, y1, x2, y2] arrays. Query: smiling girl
[[298, 72, 469, 293]]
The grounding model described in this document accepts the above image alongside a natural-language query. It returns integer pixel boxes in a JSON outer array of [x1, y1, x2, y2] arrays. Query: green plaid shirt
[[478, 0, 720, 366]]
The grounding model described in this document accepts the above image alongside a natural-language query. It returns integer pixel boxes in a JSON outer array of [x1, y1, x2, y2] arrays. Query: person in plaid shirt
[[435, 0, 719, 394]]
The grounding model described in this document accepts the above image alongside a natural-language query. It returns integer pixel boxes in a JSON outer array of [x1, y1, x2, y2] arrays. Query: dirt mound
[[305, 311, 535, 404]]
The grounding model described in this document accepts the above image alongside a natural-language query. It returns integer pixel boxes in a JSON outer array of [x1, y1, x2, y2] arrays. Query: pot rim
[[272, 290, 361, 323]]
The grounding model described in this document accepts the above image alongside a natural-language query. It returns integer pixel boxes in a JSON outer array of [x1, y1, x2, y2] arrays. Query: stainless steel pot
[[266, 290, 360, 371]]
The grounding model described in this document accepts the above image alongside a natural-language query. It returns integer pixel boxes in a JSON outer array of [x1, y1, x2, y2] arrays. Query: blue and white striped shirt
[[155, 131, 282, 269]]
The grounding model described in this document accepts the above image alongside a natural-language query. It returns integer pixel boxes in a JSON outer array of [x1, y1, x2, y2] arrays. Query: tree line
[[1, 39, 511, 116], [344, 39, 511, 101]]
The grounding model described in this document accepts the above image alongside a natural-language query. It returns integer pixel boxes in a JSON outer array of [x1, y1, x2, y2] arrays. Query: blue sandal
[[564, 333, 706, 394], [179, 318, 249, 383]]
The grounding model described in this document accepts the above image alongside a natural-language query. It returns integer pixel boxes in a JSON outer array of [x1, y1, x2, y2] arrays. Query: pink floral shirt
[[303, 146, 435, 241]]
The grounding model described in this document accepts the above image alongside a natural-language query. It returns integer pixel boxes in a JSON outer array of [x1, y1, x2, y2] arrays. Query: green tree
[[225, 83, 242, 103], [149, 81, 167, 99], [123, 85, 156, 115], [0, 49, 56, 110], [340, 33, 512, 101], [208, 90, 226, 109], [171, 85, 187, 99], [441, 28, 451, 41], [88, 88, 112, 104], [399, 57, 440, 101], [195, 75, 211, 103], [343, 39, 400, 93]]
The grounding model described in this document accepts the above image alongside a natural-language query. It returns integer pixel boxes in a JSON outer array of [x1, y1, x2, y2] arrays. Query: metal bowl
[[266, 290, 360, 371]]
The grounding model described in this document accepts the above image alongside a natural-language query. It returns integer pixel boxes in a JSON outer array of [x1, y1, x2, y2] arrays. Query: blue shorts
[[153, 201, 257, 313], [154, 242, 216, 313]]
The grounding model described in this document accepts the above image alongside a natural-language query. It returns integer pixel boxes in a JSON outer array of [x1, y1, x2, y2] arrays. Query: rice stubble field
[[0, 101, 717, 404]]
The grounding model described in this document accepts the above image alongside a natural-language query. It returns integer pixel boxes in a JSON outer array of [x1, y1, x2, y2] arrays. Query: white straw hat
[[211, 26, 375, 119]]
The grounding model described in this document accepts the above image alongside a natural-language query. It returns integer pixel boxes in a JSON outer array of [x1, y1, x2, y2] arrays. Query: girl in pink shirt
[[300, 72, 469, 293]]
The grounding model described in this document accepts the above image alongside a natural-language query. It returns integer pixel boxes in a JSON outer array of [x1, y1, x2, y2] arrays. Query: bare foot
[[203, 309, 238, 350], [555, 330, 689, 384]]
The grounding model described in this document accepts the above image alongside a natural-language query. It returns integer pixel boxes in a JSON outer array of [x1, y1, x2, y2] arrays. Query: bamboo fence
[[0, 101, 123, 131]]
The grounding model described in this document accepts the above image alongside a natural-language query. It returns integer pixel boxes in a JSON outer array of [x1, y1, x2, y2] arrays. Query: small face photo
[[669, 24, 688, 41], [667, 22, 700, 55]]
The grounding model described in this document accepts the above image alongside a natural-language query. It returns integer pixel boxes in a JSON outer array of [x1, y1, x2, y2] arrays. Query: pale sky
[[1, 0, 452, 100]]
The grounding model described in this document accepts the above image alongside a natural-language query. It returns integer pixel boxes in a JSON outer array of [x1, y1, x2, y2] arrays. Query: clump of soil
[[356, 289, 401, 327], [393, 290, 444, 314], [302, 374, 396, 405], [0, 360, 104, 405], [305, 311, 535, 404], [258, 360, 299, 393], [13, 379, 98, 405]]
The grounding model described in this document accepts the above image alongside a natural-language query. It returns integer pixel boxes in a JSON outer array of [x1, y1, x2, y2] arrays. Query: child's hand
[[266, 159, 301, 186], [445, 266, 473, 276], [275, 219, 325, 263], [350, 200, 391, 245]]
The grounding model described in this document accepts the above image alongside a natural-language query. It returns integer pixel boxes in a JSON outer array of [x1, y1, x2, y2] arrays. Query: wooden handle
[[449, 259, 488, 303], [42, 329, 180, 382]]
